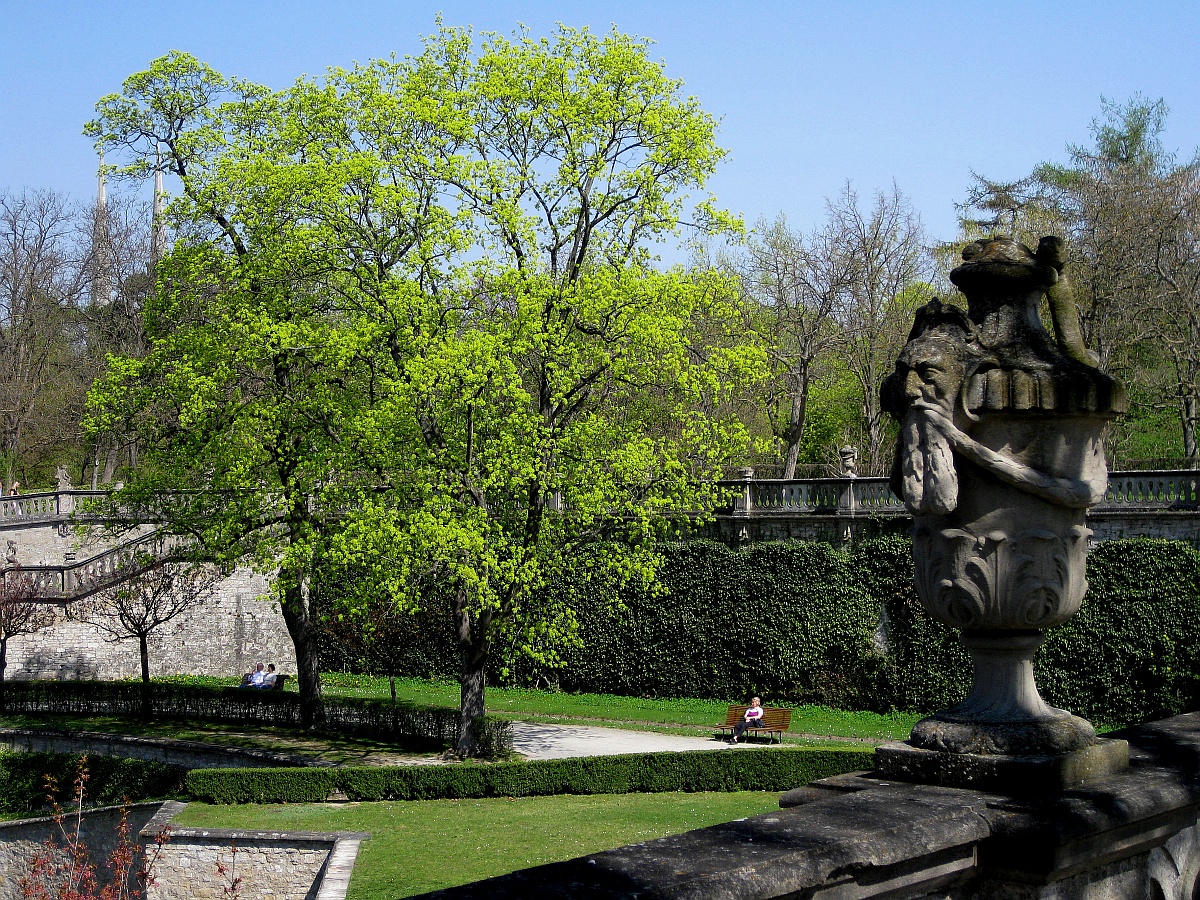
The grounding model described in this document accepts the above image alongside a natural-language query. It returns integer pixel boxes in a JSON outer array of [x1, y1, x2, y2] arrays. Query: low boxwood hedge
[[0, 751, 187, 816], [185, 746, 873, 804], [0, 681, 512, 757]]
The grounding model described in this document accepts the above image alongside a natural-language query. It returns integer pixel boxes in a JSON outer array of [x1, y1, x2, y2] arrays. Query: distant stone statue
[[5, 540, 17, 567], [56, 465, 72, 491], [838, 446, 858, 478], [878, 235, 1128, 787]]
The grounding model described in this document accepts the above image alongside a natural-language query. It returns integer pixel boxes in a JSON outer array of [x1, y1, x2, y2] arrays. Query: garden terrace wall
[[0, 800, 367, 900], [0, 802, 163, 900]]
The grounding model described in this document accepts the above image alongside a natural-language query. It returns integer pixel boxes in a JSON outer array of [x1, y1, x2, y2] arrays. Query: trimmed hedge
[[1, 681, 512, 758], [322, 536, 1200, 726], [0, 751, 187, 816], [185, 746, 873, 804]]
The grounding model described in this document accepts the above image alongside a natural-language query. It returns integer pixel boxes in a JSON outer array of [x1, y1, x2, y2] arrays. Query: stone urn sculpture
[[876, 236, 1128, 790]]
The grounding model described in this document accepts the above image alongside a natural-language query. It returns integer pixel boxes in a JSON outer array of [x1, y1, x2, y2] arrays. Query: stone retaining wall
[[0, 803, 163, 900], [0, 801, 366, 900], [4, 566, 295, 681]]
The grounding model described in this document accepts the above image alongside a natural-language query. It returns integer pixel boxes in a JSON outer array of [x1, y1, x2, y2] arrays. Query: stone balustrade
[[3, 530, 186, 600], [4, 475, 1199, 566], [0, 490, 109, 524], [720, 470, 1200, 517], [710, 469, 1200, 545]]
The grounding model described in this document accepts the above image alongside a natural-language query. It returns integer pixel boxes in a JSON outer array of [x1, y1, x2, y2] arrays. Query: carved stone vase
[[878, 237, 1127, 782]]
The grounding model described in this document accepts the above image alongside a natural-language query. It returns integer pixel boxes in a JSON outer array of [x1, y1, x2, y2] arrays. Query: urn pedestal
[[875, 236, 1128, 792]]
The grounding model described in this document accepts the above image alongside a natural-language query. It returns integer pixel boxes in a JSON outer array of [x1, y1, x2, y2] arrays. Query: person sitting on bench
[[729, 696, 764, 743]]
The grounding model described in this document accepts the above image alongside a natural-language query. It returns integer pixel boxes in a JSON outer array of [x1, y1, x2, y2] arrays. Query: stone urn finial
[[838, 446, 858, 478], [877, 236, 1128, 789]]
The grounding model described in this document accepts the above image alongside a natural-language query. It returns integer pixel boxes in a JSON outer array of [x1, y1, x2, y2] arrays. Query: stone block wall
[[0, 803, 163, 900], [5, 566, 296, 681], [148, 838, 332, 900], [0, 801, 366, 900]]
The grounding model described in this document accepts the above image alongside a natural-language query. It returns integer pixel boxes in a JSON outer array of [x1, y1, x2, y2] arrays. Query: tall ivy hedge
[[553, 541, 882, 706], [326, 537, 1200, 726]]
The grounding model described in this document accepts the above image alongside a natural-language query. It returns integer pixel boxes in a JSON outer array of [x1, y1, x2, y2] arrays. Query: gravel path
[[509, 722, 728, 760]]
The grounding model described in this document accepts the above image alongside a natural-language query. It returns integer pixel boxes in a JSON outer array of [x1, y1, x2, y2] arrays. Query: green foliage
[[185, 746, 872, 804], [0, 752, 186, 816], [1041, 539, 1200, 724], [86, 29, 763, 746], [550, 541, 880, 705], [857, 534, 970, 712]]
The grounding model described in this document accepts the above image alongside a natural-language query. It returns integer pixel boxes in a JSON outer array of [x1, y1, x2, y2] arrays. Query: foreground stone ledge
[[417, 713, 1200, 899]]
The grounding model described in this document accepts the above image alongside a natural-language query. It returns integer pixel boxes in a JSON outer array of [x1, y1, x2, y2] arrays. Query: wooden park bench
[[714, 705, 792, 744]]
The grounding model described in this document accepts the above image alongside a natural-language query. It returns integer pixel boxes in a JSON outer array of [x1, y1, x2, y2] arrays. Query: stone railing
[[710, 470, 1200, 545], [719, 470, 1200, 518], [1102, 470, 1200, 509], [0, 490, 110, 525], [5, 530, 188, 600], [724, 476, 906, 516]]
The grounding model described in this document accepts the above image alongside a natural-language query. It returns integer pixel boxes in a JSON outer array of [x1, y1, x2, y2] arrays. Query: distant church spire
[[92, 152, 113, 307], [152, 143, 167, 261]]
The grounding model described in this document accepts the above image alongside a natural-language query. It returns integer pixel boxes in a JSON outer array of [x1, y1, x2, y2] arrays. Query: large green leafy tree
[[86, 28, 759, 746], [84, 51, 459, 727], [324, 25, 760, 754]]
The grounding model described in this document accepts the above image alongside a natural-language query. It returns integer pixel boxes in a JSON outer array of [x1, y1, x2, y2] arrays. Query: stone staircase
[[1, 490, 180, 600]]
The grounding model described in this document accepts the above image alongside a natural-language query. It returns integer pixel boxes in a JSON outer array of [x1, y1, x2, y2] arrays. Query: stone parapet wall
[[0, 803, 163, 900], [148, 837, 332, 900], [424, 713, 1200, 899]]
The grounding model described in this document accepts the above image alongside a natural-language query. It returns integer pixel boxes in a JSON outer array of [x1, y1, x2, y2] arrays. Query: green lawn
[[175, 791, 781, 898], [162, 674, 916, 742], [315, 674, 920, 742]]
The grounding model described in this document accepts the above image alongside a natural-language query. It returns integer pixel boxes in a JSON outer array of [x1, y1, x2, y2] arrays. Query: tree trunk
[[1183, 394, 1198, 462], [101, 447, 119, 485], [390, 674, 397, 704], [139, 632, 151, 721], [782, 382, 809, 480], [454, 582, 489, 757], [279, 580, 323, 729], [0, 637, 7, 715], [457, 646, 487, 757]]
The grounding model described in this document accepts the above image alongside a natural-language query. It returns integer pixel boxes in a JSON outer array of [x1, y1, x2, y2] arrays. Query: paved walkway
[[508, 722, 727, 760]]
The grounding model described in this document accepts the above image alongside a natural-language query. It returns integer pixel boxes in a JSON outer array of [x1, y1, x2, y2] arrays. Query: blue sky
[[3, 1, 1197, 252]]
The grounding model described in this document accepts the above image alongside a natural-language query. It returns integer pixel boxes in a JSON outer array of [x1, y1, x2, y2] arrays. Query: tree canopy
[[85, 26, 762, 744]]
